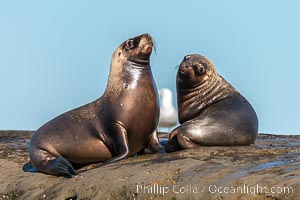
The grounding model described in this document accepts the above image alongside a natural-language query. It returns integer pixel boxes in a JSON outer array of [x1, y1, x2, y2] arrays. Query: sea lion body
[[165, 54, 258, 152], [25, 34, 162, 177]]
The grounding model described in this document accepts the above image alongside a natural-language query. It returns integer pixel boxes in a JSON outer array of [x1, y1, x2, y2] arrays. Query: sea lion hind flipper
[[23, 157, 76, 178], [175, 132, 200, 149], [22, 162, 39, 173], [45, 157, 77, 178], [165, 127, 201, 152]]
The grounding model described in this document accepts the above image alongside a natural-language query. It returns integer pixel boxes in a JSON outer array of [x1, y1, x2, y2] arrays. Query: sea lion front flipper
[[103, 122, 130, 165], [165, 127, 181, 152], [140, 129, 164, 154]]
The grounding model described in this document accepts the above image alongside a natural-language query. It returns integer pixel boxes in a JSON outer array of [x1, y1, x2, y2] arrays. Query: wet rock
[[0, 131, 299, 200]]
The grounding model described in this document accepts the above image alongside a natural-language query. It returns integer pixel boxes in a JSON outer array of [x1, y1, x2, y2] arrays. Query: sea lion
[[165, 54, 258, 152], [23, 33, 162, 177]]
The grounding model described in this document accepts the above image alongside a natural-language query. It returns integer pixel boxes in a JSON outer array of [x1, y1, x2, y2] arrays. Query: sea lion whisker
[[152, 39, 157, 54]]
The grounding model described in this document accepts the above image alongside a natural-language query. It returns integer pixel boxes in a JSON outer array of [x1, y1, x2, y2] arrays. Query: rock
[[0, 131, 299, 200]]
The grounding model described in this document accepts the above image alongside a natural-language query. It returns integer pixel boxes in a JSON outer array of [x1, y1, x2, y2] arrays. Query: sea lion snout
[[178, 63, 190, 79], [140, 33, 152, 41], [139, 34, 153, 52], [178, 56, 206, 80], [133, 33, 153, 47]]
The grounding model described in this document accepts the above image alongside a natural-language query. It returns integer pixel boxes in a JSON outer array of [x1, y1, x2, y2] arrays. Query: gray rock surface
[[0, 131, 299, 200]]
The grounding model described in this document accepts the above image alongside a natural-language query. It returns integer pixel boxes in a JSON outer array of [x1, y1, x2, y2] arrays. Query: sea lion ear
[[195, 64, 206, 75], [184, 55, 191, 61]]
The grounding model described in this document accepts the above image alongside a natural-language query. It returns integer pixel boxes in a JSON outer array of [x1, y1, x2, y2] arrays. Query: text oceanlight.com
[[136, 184, 293, 195]]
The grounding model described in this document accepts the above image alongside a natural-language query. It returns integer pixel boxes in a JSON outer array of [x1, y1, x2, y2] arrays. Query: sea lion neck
[[103, 49, 151, 99], [121, 61, 152, 89], [177, 74, 239, 123], [127, 60, 150, 68]]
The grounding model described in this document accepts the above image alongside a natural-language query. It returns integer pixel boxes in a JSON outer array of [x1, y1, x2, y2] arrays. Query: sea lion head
[[176, 54, 238, 123], [112, 33, 154, 66], [177, 54, 216, 87], [105, 34, 154, 96]]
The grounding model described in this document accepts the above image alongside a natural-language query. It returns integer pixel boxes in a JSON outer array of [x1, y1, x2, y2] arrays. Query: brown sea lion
[[165, 54, 258, 152], [23, 33, 162, 177]]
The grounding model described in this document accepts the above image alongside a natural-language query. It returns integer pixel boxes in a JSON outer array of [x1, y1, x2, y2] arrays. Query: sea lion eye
[[125, 39, 135, 50], [194, 64, 206, 75]]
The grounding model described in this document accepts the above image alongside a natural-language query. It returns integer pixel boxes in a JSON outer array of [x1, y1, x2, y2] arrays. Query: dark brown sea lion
[[23, 33, 162, 177], [165, 54, 258, 152]]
